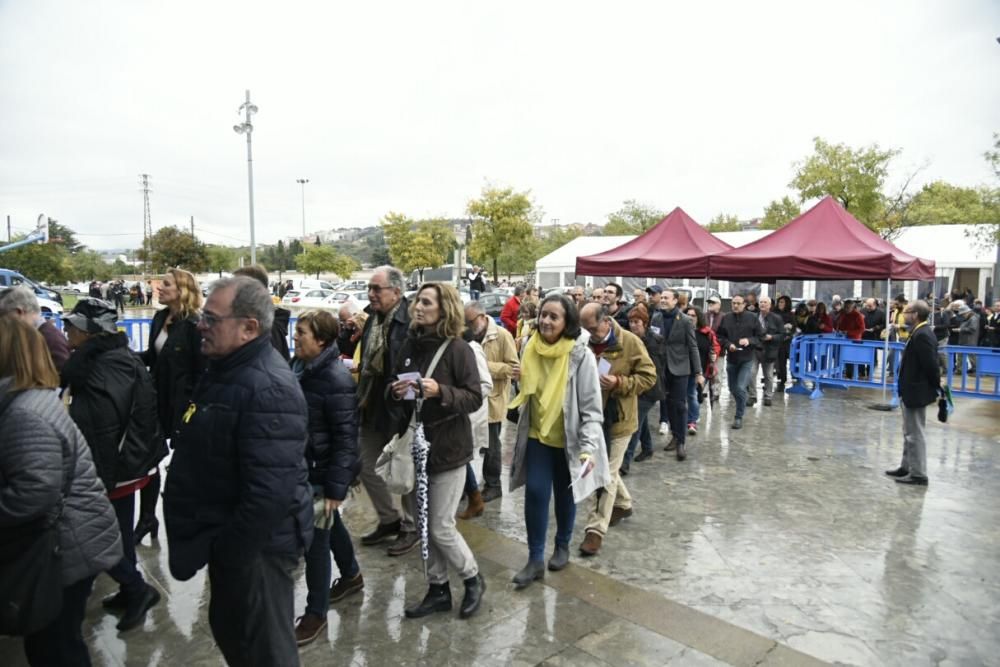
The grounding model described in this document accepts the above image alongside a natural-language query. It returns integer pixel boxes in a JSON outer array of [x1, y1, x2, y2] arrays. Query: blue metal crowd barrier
[[789, 334, 1000, 402], [111, 317, 296, 355]]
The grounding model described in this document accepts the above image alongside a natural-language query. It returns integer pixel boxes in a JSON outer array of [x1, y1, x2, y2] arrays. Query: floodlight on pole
[[296, 178, 309, 239], [233, 90, 258, 264]]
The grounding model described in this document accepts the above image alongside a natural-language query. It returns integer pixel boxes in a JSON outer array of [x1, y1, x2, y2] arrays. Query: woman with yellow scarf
[[507, 293, 610, 588]]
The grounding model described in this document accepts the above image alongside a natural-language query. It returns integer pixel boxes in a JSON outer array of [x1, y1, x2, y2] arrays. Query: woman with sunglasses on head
[[135, 268, 206, 545]]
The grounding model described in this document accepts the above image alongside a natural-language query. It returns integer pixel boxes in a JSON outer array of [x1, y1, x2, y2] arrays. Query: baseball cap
[[645, 285, 663, 294], [64, 298, 119, 334]]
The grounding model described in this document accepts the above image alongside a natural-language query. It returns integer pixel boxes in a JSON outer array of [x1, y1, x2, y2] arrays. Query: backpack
[[116, 353, 167, 480]]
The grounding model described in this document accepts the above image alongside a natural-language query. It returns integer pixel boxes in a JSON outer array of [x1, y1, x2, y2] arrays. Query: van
[[0, 268, 63, 305]]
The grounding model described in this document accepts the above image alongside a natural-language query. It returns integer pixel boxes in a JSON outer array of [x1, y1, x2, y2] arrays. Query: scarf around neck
[[509, 334, 575, 444]]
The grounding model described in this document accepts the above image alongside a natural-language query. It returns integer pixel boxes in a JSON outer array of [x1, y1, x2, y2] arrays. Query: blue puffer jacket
[[164, 335, 312, 581], [294, 344, 360, 501]]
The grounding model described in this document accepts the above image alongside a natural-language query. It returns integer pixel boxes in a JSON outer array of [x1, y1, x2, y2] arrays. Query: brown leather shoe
[[457, 490, 484, 520], [579, 531, 602, 557], [609, 506, 633, 527], [387, 531, 419, 557], [294, 613, 327, 646]]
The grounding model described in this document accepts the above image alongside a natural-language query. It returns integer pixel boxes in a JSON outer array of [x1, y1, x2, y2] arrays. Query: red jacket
[[500, 295, 521, 335], [836, 309, 865, 340]]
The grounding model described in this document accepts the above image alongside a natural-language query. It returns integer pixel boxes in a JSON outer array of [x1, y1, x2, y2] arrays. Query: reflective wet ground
[[2, 386, 998, 666]]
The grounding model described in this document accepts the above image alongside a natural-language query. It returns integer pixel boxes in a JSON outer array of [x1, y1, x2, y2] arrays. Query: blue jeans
[[108, 493, 145, 596], [464, 462, 478, 496], [624, 397, 655, 464], [727, 359, 754, 418], [687, 375, 700, 424], [524, 438, 576, 562], [471, 289, 481, 300], [304, 501, 360, 616]]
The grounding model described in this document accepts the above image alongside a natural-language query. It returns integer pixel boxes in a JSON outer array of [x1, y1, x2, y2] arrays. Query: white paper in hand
[[597, 358, 612, 376], [397, 372, 421, 400]]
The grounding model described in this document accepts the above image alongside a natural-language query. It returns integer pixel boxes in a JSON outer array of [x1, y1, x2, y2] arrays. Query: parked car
[[281, 289, 334, 307], [477, 292, 509, 323], [295, 278, 339, 292], [0, 268, 63, 304], [323, 290, 369, 311], [0, 287, 63, 316], [337, 279, 368, 291]]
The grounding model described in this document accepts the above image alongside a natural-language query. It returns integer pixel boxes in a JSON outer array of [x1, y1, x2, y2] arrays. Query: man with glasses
[[462, 300, 518, 503], [164, 276, 311, 666], [717, 295, 765, 430], [355, 266, 419, 556], [886, 300, 938, 486]]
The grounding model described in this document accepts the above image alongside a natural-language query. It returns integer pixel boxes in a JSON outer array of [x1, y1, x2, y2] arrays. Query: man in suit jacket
[[886, 300, 940, 486], [657, 289, 703, 460], [748, 296, 784, 407]]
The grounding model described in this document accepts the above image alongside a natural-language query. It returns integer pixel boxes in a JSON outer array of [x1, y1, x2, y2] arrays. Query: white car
[[281, 289, 333, 307], [0, 287, 63, 316], [323, 290, 369, 311]]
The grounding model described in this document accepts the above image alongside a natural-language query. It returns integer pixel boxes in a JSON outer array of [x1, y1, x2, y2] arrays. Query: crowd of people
[[0, 266, 993, 665]]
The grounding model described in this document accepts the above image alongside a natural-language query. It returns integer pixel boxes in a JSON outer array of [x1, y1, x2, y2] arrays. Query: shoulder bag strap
[[413, 339, 452, 424]]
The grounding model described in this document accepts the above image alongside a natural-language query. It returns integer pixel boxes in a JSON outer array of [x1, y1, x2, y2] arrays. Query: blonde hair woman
[[388, 282, 486, 620], [135, 268, 206, 544]]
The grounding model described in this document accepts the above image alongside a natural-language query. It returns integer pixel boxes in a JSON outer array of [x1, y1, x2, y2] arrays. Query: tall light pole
[[296, 178, 309, 239], [233, 90, 259, 264]]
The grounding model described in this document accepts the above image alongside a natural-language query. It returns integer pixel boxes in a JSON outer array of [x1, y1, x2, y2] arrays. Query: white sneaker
[[658, 422, 669, 436]]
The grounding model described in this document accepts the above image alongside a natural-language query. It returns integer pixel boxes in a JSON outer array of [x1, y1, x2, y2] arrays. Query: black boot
[[133, 514, 159, 546], [459, 573, 486, 619], [117, 583, 160, 632], [404, 583, 452, 618], [512, 560, 545, 588], [676, 441, 687, 461]]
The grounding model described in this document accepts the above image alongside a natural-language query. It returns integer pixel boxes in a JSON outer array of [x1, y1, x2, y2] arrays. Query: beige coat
[[481, 318, 518, 423], [595, 320, 658, 439]]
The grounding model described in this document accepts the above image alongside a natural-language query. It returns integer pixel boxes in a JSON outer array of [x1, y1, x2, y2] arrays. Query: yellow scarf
[[510, 334, 575, 445]]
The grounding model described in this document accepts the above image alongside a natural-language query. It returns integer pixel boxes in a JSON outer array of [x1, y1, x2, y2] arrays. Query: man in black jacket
[[356, 265, 418, 556], [164, 277, 311, 667], [748, 296, 784, 407], [234, 265, 292, 361], [886, 300, 940, 486], [717, 295, 764, 430]]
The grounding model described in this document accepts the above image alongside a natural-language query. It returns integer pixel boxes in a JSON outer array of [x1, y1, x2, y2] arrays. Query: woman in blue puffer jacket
[[289, 310, 363, 647]]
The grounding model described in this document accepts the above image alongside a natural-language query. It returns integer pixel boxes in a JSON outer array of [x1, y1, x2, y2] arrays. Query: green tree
[[381, 211, 415, 268], [46, 219, 84, 253], [288, 239, 304, 258], [759, 196, 802, 230], [603, 200, 664, 235], [536, 225, 586, 258], [205, 245, 238, 277], [496, 234, 538, 280], [467, 185, 535, 281], [906, 181, 998, 226], [704, 214, 741, 232], [295, 244, 340, 279], [69, 250, 112, 281], [1, 240, 72, 284], [137, 226, 208, 273], [380, 213, 452, 280], [789, 137, 916, 237], [111, 258, 135, 276], [417, 218, 456, 265]]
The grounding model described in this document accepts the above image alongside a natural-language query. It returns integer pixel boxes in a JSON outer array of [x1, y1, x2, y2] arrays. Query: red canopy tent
[[575, 207, 733, 277], [709, 196, 936, 281]]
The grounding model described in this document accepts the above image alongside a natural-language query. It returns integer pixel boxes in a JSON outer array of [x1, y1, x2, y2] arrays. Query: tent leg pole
[[869, 277, 896, 411], [704, 276, 709, 311]]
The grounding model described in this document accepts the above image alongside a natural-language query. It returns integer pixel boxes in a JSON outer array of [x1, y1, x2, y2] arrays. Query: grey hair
[[513, 285, 525, 297], [340, 300, 361, 316], [0, 286, 40, 316], [910, 299, 930, 321], [211, 276, 274, 333], [465, 299, 486, 316], [373, 265, 405, 292]]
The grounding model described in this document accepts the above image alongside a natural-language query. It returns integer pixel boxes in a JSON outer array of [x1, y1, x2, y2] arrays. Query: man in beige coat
[[578, 303, 657, 556], [464, 301, 518, 504]]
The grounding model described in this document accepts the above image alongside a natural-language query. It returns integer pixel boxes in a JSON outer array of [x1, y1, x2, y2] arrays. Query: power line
[[141, 174, 152, 275]]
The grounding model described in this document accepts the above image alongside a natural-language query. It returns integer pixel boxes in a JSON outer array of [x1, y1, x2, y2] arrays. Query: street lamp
[[233, 90, 258, 264], [296, 178, 309, 239]]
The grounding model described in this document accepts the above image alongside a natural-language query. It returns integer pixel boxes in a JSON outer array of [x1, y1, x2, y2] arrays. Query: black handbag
[[0, 392, 73, 636]]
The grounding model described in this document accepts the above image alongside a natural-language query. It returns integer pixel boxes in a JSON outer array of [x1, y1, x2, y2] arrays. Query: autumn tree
[[380, 212, 452, 281], [759, 197, 801, 230], [966, 133, 1000, 251], [603, 200, 664, 235], [295, 245, 339, 279], [466, 185, 535, 281], [704, 214, 741, 232]]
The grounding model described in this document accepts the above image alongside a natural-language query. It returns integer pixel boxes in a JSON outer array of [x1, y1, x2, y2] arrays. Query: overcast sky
[[2, 0, 998, 250]]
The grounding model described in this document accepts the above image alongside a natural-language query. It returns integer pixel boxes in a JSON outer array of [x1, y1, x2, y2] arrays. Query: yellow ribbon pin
[[182, 402, 197, 424]]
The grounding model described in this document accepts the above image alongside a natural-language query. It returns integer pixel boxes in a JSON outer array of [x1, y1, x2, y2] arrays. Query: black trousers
[[23, 575, 96, 667], [482, 422, 503, 488], [208, 551, 299, 667], [663, 371, 689, 445]]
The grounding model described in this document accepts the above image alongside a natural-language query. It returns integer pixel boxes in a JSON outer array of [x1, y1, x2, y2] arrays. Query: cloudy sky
[[1, 0, 998, 250]]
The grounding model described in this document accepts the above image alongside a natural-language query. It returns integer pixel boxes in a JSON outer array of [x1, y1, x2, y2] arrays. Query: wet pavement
[[2, 385, 998, 666]]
